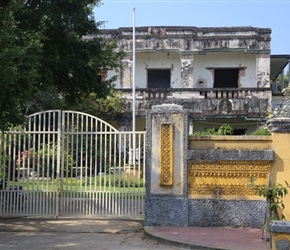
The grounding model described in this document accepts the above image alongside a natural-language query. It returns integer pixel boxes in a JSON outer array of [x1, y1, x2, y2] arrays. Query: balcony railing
[[116, 88, 272, 100]]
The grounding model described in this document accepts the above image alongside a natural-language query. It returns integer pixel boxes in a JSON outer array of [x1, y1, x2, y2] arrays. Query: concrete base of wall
[[145, 197, 267, 228], [145, 197, 188, 227], [188, 199, 267, 228]]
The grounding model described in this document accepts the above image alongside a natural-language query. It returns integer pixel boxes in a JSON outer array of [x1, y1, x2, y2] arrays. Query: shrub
[[247, 177, 290, 233], [192, 124, 233, 136], [217, 124, 233, 135], [251, 128, 271, 136]]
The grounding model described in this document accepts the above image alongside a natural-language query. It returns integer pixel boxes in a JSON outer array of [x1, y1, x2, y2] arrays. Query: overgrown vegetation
[[247, 177, 290, 230], [250, 128, 271, 136], [0, 0, 122, 130], [192, 124, 233, 136]]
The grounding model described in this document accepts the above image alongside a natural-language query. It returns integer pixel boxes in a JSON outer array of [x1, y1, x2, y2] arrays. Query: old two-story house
[[101, 26, 288, 135]]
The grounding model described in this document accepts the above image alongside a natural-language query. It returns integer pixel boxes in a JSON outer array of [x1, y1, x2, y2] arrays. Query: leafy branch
[[247, 177, 290, 224]]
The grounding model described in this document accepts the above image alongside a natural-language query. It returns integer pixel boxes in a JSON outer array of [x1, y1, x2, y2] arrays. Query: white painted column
[[281, 69, 285, 92], [288, 60, 290, 87]]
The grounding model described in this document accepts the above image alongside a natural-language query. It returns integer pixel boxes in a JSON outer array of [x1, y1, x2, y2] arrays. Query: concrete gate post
[[145, 104, 189, 226]]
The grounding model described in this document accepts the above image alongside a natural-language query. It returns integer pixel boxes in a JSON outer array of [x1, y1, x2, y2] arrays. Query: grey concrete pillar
[[145, 104, 189, 226], [269, 221, 290, 250]]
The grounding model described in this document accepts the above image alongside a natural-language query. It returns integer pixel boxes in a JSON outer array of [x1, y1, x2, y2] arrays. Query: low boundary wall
[[145, 104, 283, 227]]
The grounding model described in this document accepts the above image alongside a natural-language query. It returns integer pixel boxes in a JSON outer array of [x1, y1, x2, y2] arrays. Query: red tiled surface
[[145, 226, 271, 250]]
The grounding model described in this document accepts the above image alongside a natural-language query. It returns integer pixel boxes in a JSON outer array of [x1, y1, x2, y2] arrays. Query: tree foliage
[[70, 90, 127, 121], [0, 1, 43, 130], [0, 0, 121, 130]]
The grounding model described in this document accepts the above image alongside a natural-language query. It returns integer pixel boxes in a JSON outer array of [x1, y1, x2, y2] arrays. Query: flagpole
[[132, 7, 136, 133], [131, 8, 136, 166]]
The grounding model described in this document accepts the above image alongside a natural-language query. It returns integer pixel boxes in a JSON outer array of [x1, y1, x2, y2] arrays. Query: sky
[[94, 0, 290, 55]]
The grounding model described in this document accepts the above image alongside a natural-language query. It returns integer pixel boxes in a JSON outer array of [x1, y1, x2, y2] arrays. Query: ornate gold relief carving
[[188, 162, 271, 197], [188, 163, 270, 178], [188, 183, 257, 196], [160, 123, 173, 186]]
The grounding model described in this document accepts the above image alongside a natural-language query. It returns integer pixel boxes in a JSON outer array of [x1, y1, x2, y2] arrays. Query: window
[[232, 129, 247, 135], [147, 69, 170, 88], [97, 70, 107, 83], [214, 68, 239, 88]]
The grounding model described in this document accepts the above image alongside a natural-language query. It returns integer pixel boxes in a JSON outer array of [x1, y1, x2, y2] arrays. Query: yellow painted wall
[[188, 133, 290, 218], [188, 135, 273, 150], [271, 133, 290, 220]]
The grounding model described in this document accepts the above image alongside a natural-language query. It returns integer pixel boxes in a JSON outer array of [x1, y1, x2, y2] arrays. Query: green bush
[[251, 128, 271, 136], [192, 124, 233, 136], [247, 177, 290, 233]]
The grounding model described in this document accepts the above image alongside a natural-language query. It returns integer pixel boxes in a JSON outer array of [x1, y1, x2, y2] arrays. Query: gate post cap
[[267, 118, 290, 132], [269, 220, 290, 233]]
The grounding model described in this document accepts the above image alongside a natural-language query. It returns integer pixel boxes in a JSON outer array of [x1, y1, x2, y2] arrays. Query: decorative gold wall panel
[[188, 161, 271, 198], [160, 123, 173, 186]]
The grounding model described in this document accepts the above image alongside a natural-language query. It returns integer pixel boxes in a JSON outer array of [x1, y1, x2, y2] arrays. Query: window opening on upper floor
[[97, 70, 107, 83], [232, 129, 247, 135], [147, 69, 171, 88], [214, 68, 239, 88]]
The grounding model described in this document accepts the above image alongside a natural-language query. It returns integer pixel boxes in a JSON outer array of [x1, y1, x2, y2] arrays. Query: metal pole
[[132, 8, 136, 133], [132, 8, 136, 169]]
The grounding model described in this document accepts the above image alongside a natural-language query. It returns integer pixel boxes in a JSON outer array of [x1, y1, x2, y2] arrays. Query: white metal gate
[[0, 110, 145, 217]]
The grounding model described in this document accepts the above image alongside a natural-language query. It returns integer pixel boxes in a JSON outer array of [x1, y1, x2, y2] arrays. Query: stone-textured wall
[[189, 199, 267, 227]]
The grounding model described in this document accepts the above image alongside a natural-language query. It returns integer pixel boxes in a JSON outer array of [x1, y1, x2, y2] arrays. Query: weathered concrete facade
[[102, 26, 272, 132]]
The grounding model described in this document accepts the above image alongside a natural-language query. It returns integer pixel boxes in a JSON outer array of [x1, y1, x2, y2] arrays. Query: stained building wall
[[102, 26, 271, 90], [193, 52, 257, 88]]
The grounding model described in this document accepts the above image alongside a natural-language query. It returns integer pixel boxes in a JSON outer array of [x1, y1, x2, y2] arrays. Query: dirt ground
[[0, 217, 180, 250]]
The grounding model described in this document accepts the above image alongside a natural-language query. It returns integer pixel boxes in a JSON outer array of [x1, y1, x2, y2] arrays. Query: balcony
[[116, 87, 272, 119]]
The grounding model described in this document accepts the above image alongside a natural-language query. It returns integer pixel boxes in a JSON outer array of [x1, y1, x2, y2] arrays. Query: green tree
[[0, 1, 43, 130], [70, 90, 127, 121], [0, 0, 121, 130]]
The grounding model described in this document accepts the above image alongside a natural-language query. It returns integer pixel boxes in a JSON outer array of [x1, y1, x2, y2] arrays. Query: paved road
[[0, 217, 179, 250]]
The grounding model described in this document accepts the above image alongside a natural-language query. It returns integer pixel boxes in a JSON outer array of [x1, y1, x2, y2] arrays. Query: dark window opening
[[148, 69, 170, 88], [232, 129, 247, 135], [205, 128, 246, 135], [214, 68, 239, 88]]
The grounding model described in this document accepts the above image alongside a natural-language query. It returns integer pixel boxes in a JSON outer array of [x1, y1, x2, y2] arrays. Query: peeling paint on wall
[[256, 54, 270, 88], [181, 58, 193, 87]]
